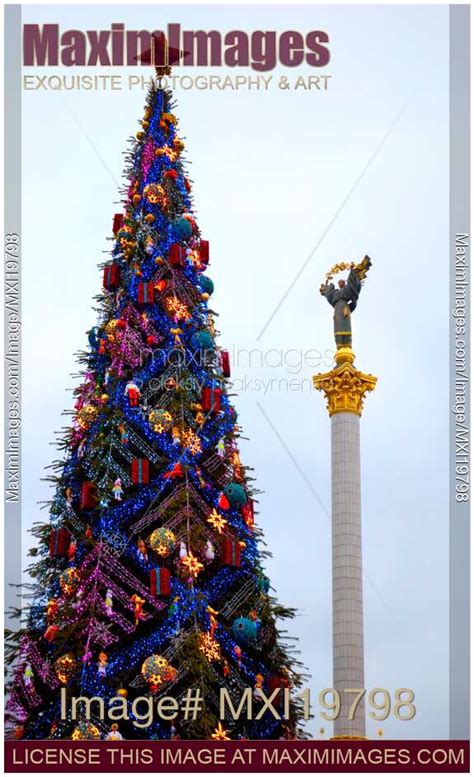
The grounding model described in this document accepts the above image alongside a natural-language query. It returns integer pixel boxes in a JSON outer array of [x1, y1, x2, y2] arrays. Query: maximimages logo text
[[23, 23, 330, 71]]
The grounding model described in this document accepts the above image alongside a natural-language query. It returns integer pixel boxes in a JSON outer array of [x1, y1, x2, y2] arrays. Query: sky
[[19, 4, 449, 739]]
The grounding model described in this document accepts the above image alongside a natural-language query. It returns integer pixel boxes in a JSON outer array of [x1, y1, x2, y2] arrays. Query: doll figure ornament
[[131, 594, 146, 625], [105, 588, 113, 616], [97, 651, 108, 678], [23, 663, 34, 687], [106, 724, 123, 741], [254, 673, 264, 699], [112, 478, 123, 501], [124, 379, 141, 407]]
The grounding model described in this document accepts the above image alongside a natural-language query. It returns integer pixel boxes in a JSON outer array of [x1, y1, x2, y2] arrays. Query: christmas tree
[[6, 76, 305, 742]]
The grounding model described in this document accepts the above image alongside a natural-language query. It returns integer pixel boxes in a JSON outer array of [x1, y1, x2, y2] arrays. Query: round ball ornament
[[145, 238, 155, 256], [165, 377, 177, 391], [59, 567, 81, 597], [174, 217, 193, 241], [149, 527, 176, 557], [13, 725, 25, 740], [143, 183, 165, 205], [197, 276, 214, 296], [87, 327, 101, 349], [54, 653, 78, 684], [223, 482, 248, 509], [148, 408, 173, 433], [232, 616, 258, 645], [77, 404, 99, 430], [141, 654, 173, 687], [191, 331, 214, 352], [71, 722, 101, 741], [105, 319, 121, 341]]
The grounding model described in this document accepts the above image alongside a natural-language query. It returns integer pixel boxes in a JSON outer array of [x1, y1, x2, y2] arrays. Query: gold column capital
[[313, 352, 377, 417]]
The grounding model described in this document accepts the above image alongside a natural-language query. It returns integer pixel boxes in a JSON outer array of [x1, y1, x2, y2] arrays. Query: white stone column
[[314, 352, 376, 739], [331, 411, 365, 738]]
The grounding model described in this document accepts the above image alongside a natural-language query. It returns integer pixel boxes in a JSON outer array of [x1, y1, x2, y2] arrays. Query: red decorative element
[[168, 243, 186, 268], [125, 380, 140, 407], [131, 594, 146, 624], [218, 493, 230, 511], [163, 462, 183, 480], [80, 482, 98, 511], [163, 169, 178, 181], [43, 625, 60, 642], [220, 350, 231, 377], [268, 675, 290, 706], [103, 264, 121, 290], [201, 387, 222, 414], [242, 500, 255, 529], [131, 459, 150, 485], [222, 539, 241, 567], [137, 282, 155, 305], [113, 214, 124, 234], [150, 568, 171, 597], [132, 32, 186, 67], [49, 528, 71, 558], [199, 240, 209, 265], [184, 178, 192, 193]]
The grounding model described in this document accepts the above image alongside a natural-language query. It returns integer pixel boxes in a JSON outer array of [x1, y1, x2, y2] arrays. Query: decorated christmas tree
[[6, 75, 305, 741]]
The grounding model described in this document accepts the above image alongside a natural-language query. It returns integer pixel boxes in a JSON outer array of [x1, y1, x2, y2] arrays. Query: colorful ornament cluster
[[5, 80, 303, 742]]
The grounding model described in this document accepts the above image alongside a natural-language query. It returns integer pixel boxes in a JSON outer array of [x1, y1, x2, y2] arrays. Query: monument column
[[314, 258, 376, 739]]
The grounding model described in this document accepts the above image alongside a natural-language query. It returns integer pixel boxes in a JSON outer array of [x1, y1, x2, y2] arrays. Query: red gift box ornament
[[103, 264, 121, 290], [150, 568, 171, 597], [137, 282, 155, 305], [201, 387, 222, 414], [49, 528, 71, 558], [199, 240, 209, 266], [132, 458, 150, 485], [219, 350, 231, 378], [168, 243, 186, 269], [80, 481, 98, 511], [268, 675, 290, 706], [222, 539, 241, 568], [113, 213, 124, 234], [242, 500, 255, 529]]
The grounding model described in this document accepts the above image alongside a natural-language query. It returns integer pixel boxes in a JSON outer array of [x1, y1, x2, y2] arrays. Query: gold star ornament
[[207, 509, 228, 534], [211, 722, 230, 741]]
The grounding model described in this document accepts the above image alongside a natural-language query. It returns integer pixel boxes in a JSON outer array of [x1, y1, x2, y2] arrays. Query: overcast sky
[[19, 4, 449, 739]]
